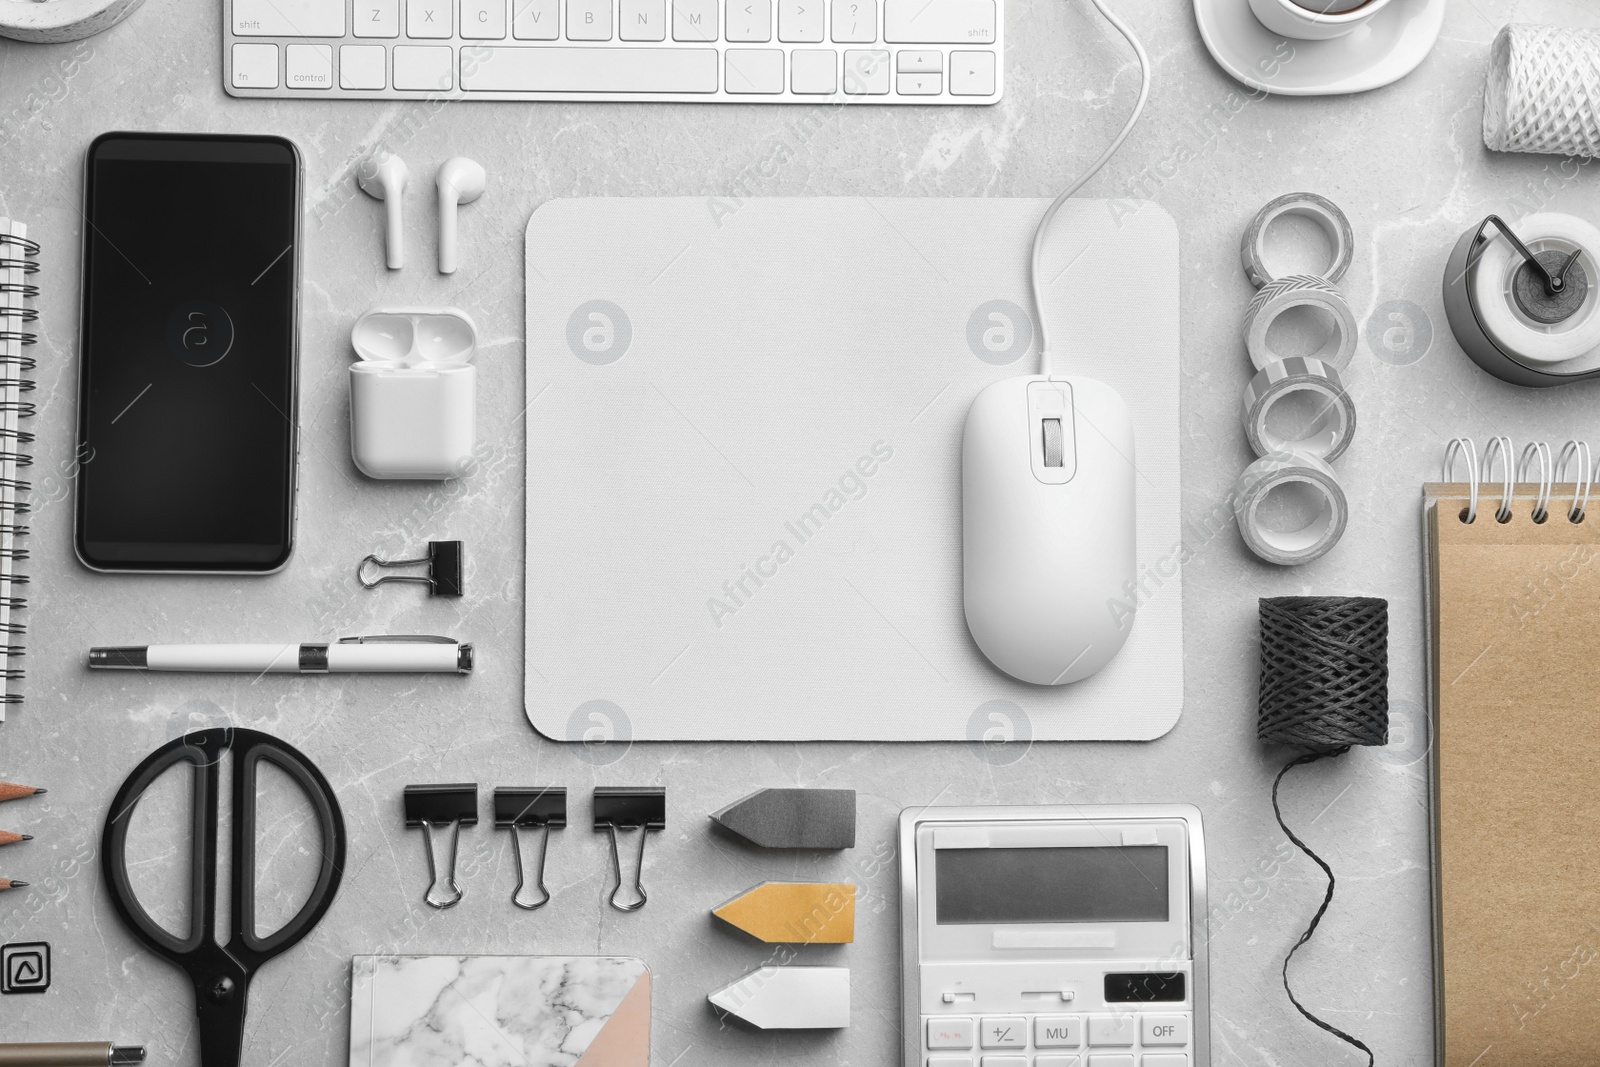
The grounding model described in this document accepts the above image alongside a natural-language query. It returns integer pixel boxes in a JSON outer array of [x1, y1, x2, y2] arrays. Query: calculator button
[[927, 1057, 974, 1067], [978, 1017, 1026, 1049], [928, 1018, 975, 1050], [948, 49, 994, 95], [1140, 1057, 1188, 1067], [231, 43, 279, 87], [1139, 1016, 1189, 1046], [1087, 1057, 1135, 1067], [1088, 1014, 1137, 1046], [1037, 1058, 1082, 1067], [1035, 1015, 1083, 1047], [981, 1058, 1027, 1067]]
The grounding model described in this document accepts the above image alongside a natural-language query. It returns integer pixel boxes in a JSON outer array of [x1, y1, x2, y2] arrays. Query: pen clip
[[337, 635, 457, 645]]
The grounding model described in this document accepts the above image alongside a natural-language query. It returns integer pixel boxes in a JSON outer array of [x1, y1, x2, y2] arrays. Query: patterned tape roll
[[1241, 356, 1357, 462], [1243, 274, 1358, 371], [1240, 193, 1354, 288], [1234, 451, 1348, 566]]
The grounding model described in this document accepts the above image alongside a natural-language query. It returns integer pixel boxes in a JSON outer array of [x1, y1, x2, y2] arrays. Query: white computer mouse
[[962, 373, 1137, 685]]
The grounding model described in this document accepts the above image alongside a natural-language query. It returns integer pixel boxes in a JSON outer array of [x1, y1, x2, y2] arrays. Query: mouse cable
[[1031, 0, 1151, 380]]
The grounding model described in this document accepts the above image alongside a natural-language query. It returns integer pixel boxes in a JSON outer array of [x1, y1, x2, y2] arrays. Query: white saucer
[[1194, 0, 1446, 96]]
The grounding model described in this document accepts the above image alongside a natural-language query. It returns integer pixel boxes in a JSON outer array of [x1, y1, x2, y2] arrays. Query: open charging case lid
[[351, 306, 478, 371]]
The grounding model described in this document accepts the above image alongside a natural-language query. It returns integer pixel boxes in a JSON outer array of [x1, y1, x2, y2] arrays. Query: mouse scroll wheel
[[1042, 418, 1064, 468]]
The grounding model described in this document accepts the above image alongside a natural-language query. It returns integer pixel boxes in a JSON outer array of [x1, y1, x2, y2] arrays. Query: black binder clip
[[593, 786, 665, 913], [359, 541, 464, 597], [404, 783, 477, 910], [494, 787, 566, 910]]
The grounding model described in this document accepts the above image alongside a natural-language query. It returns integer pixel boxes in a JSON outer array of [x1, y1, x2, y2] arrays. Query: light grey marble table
[[1, 0, 1596, 1063]]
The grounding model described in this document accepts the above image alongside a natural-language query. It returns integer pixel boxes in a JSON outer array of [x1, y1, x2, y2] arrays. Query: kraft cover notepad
[[1426, 480, 1600, 1066]]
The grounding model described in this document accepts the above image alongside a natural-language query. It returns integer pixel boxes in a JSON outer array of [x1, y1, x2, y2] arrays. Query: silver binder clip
[[404, 783, 477, 909], [494, 787, 566, 910], [593, 786, 665, 913], [358, 540, 463, 596]]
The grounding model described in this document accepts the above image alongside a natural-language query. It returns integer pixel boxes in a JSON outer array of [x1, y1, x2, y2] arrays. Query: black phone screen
[[76, 133, 300, 571]]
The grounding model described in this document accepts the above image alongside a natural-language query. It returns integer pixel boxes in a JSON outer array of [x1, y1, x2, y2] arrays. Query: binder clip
[[494, 786, 566, 910], [593, 786, 665, 913], [403, 783, 477, 909], [359, 541, 464, 597]]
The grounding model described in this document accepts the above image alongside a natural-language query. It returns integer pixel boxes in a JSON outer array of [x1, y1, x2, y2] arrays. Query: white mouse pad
[[525, 198, 1181, 742]]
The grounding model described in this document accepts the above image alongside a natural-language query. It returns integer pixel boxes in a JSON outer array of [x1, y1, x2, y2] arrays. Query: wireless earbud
[[357, 152, 410, 270], [436, 157, 487, 275]]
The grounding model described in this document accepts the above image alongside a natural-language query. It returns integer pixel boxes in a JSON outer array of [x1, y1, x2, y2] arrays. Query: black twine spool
[[1258, 596, 1389, 751], [1258, 595, 1388, 1067]]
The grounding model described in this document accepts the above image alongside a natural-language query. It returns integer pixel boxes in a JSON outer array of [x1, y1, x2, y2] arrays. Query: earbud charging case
[[349, 307, 478, 480]]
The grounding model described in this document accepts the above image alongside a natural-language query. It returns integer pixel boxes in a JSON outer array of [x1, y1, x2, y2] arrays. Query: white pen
[[87, 636, 473, 674]]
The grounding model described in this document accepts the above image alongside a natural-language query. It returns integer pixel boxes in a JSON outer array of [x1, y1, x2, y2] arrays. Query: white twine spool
[[1484, 24, 1600, 157]]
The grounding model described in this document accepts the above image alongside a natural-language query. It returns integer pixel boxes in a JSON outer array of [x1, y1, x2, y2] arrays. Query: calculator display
[[935, 844, 1169, 924]]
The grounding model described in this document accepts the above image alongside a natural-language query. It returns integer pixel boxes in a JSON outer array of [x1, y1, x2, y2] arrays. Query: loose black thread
[[1258, 596, 1388, 1066]]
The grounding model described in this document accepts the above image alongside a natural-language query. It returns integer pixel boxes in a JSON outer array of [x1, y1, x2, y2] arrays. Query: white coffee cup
[[1246, 0, 1393, 40]]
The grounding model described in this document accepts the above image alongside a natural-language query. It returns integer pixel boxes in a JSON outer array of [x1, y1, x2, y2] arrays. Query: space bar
[[461, 47, 719, 93]]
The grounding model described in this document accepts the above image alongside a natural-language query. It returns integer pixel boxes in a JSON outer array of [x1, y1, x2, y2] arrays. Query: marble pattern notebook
[[349, 955, 651, 1067]]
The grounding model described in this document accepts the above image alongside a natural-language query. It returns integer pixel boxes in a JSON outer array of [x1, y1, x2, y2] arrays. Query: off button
[[1140, 1014, 1189, 1045]]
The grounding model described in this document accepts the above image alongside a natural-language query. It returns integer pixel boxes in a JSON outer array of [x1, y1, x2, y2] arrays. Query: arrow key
[[949, 49, 994, 95]]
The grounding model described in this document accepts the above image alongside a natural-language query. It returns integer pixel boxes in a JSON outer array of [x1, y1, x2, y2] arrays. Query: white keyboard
[[923, 1011, 1195, 1067], [225, 0, 1003, 103]]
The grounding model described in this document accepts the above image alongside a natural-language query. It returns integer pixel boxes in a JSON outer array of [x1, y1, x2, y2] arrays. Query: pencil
[[0, 832, 29, 847], [0, 879, 28, 891], [0, 783, 43, 803]]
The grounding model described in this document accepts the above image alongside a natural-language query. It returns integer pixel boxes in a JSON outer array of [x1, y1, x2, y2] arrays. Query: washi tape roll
[[1241, 356, 1356, 462], [1234, 451, 1348, 566], [1243, 274, 1359, 371], [1241, 193, 1354, 288], [0, 0, 145, 42]]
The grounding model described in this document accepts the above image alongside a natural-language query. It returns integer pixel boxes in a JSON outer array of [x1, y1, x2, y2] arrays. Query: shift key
[[234, 0, 345, 36], [884, 0, 992, 43]]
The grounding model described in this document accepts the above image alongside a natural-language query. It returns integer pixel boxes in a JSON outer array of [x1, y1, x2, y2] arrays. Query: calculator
[[899, 804, 1209, 1067]]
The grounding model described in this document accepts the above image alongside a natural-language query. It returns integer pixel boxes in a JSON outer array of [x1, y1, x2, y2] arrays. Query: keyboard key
[[567, 0, 612, 38], [513, 0, 559, 36], [1036, 1058, 1082, 1067], [978, 1017, 1025, 1050], [1035, 1016, 1083, 1047], [461, 0, 507, 37], [354, 0, 400, 35], [927, 1017, 975, 1050], [830, 0, 874, 41], [884, 0, 992, 42], [927, 1057, 975, 1067], [896, 71, 937, 93], [231, 42, 279, 87], [234, 0, 344, 35], [778, 0, 822, 41], [896, 48, 940, 71], [1087, 1057, 1134, 1067], [1088, 1015, 1137, 1047], [461, 45, 717, 90], [726, 48, 782, 92], [980, 1058, 1026, 1067], [790, 48, 836, 92], [727, 0, 772, 41], [393, 44, 453, 88], [672, 0, 717, 40], [948, 49, 993, 94], [286, 43, 334, 86], [340, 44, 387, 87], [1140, 1056, 1188, 1067], [620, 0, 666, 39], [1140, 1016, 1189, 1046], [407, 0, 452, 36], [841, 48, 887, 93]]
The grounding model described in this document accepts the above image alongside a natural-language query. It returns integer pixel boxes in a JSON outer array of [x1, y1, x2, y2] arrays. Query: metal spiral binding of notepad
[[223, 0, 1002, 103], [0, 221, 34, 719]]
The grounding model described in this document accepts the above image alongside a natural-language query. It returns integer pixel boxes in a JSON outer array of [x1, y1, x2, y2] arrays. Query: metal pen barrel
[[0, 1043, 145, 1066]]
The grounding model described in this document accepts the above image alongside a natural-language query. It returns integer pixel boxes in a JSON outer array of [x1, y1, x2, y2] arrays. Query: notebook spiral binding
[[0, 225, 38, 706], [1443, 436, 1595, 526]]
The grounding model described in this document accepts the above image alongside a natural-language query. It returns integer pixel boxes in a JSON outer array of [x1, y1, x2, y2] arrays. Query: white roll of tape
[[1466, 211, 1600, 365], [1243, 274, 1359, 371], [0, 0, 144, 42], [1240, 192, 1354, 288], [1241, 356, 1356, 462], [1234, 451, 1349, 566]]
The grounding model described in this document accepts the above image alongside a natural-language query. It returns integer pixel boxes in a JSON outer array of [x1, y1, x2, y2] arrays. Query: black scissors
[[102, 728, 346, 1067]]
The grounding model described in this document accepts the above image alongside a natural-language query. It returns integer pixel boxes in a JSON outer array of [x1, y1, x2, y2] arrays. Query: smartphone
[[75, 132, 301, 573]]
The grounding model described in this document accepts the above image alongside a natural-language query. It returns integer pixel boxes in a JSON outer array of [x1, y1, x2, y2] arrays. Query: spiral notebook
[[1425, 439, 1600, 1067], [0, 219, 35, 720]]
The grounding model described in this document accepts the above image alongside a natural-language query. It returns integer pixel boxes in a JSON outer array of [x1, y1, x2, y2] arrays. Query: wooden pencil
[[0, 878, 28, 891], [0, 783, 43, 803], [0, 831, 29, 847]]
